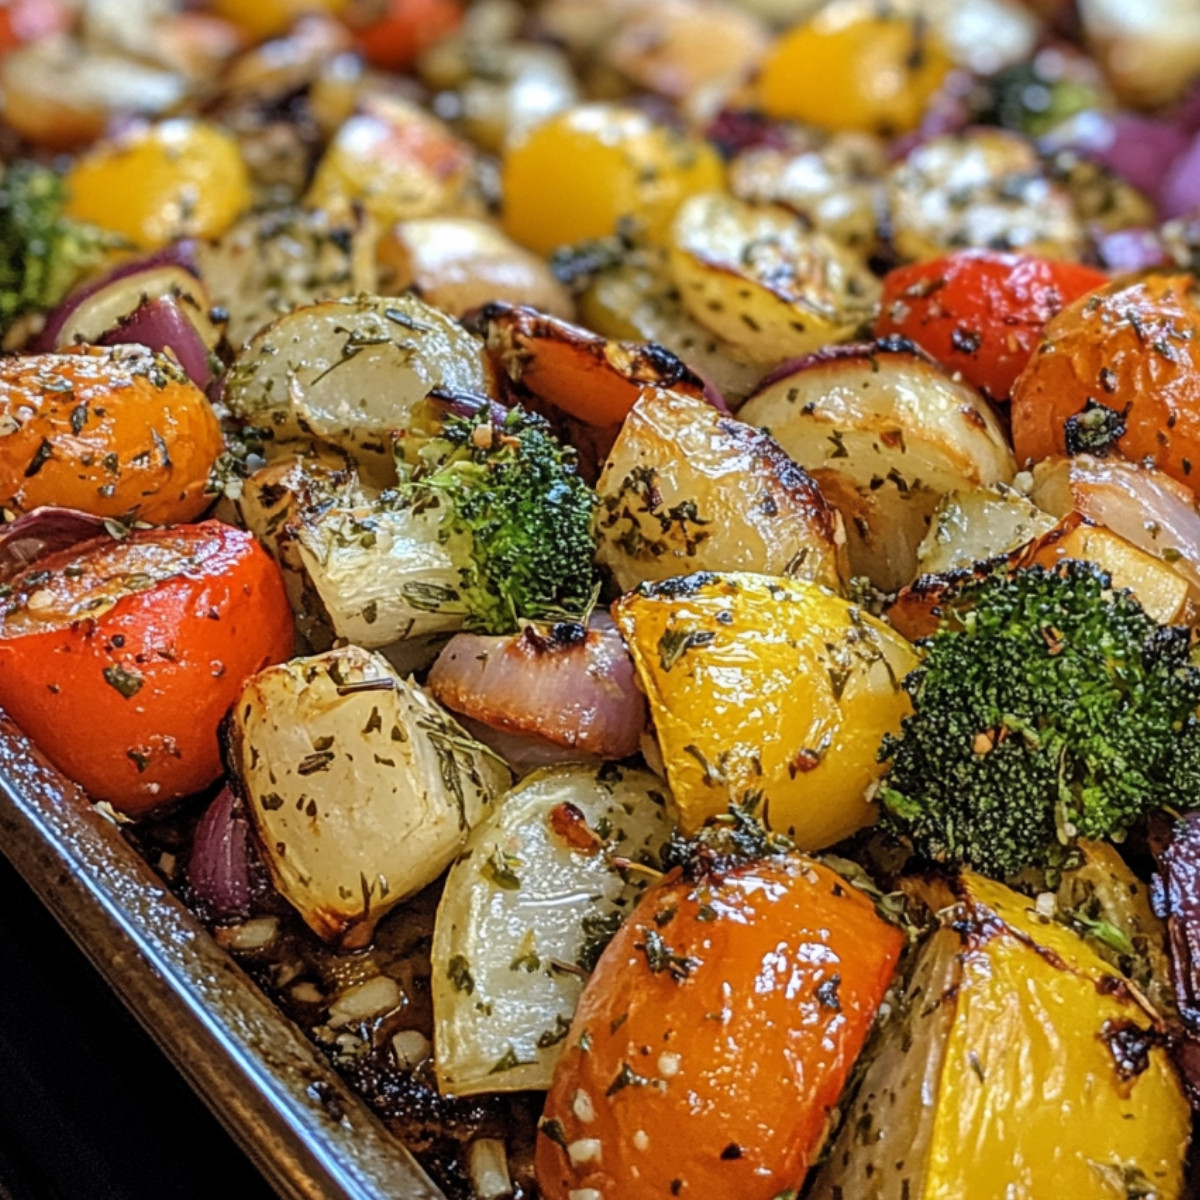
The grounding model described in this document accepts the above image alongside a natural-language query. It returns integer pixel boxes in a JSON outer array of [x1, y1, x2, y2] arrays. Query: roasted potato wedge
[[729, 133, 887, 255], [224, 294, 495, 471], [738, 340, 1016, 590], [916, 483, 1057, 576], [226, 645, 512, 951], [809, 872, 1190, 1200], [614, 572, 917, 847], [237, 453, 470, 656], [378, 218, 573, 320], [887, 128, 1086, 263], [595, 387, 845, 591], [195, 206, 377, 350], [668, 191, 880, 363], [432, 763, 674, 1096], [306, 94, 482, 229], [576, 250, 766, 406]]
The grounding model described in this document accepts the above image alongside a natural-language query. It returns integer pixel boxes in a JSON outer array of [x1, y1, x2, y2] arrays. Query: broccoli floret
[[0, 161, 117, 333], [877, 561, 1200, 878], [399, 405, 599, 634]]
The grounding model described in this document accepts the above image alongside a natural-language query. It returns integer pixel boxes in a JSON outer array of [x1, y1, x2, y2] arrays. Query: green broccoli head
[[0, 161, 117, 333], [401, 404, 599, 634], [877, 561, 1200, 879]]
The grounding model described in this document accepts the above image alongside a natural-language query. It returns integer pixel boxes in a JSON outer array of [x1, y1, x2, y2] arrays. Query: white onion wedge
[[225, 645, 511, 950], [432, 763, 674, 1095]]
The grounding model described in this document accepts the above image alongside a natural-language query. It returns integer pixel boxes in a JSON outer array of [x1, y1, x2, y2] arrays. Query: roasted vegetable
[[1012, 275, 1200, 490], [432, 763, 674, 1095], [64, 118, 251, 250], [886, 129, 1086, 263], [502, 103, 724, 255], [0, 345, 224, 524], [879, 561, 1200, 877], [0, 520, 292, 813], [223, 294, 494, 471], [478, 301, 707, 428], [237, 453, 471, 654], [397, 405, 599, 635], [615, 572, 917, 847], [668, 191, 881, 363], [224, 644, 512, 949], [758, 0, 952, 134], [428, 619, 646, 762], [1030, 454, 1200, 602], [594, 387, 845, 592], [536, 834, 904, 1200], [809, 871, 1190, 1200], [875, 250, 1109, 401], [0, 160, 116, 334], [738, 339, 1016, 591]]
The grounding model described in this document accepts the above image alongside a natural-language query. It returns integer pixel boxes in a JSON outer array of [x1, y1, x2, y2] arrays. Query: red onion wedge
[[35, 241, 222, 389], [1153, 811, 1200, 1107], [99, 295, 216, 391], [0, 506, 110, 582], [188, 785, 256, 921], [427, 617, 647, 762], [454, 715, 602, 774]]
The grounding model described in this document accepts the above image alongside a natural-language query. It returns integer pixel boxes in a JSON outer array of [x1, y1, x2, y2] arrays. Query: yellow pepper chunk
[[614, 572, 917, 848], [65, 119, 251, 250], [759, 1, 952, 135], [208, 0, 349, 42], [502, 103, 724, 256], [811, 872, 1191, 1200]]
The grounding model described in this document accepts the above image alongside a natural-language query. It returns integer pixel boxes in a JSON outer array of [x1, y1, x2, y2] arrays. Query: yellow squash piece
[[613, 572, 917, 848], [758, 0, 952, 135], [65, 119, 251, 250], [501, 103, 724, 256], [809, 872, 1191, 1200]]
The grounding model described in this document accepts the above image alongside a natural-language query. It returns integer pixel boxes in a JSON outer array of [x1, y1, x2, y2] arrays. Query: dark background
[[0, 851, 277, 1200]]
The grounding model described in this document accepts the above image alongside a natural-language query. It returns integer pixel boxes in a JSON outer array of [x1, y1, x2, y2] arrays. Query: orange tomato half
[[0, 521, 293, 813], [0, 347, 224, 525], [536, 853, 904, 1200], [1011, 274, 1200, 484]]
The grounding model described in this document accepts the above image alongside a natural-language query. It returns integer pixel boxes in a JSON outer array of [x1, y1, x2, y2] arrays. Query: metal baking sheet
[[0, 711, 447, 1200]]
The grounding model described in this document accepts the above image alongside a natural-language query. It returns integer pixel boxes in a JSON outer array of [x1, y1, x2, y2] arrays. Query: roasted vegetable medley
[[8, 0, 1200, 1197]]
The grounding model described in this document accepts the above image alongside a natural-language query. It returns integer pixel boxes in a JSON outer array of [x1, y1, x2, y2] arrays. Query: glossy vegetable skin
[[615, 573, 918, 848], [1012, 274, 1200, 485], [502, 104, 724, 255], [0, 346, 224, 524], [876, 251, 1109, 400], [0, 521, 293, 813], [812, 872, 1191, 1199], [536, 853, 904, 1200], [64, 119, 251, 250]]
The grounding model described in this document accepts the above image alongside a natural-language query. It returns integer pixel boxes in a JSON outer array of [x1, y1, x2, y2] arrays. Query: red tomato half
[[0, 520, 293, 814], [345, 0, 463, 72], [875, 250, 1109, 400]]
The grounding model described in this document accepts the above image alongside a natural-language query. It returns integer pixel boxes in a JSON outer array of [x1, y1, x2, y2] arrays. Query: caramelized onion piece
[[1030, 455, 1200, 600], [427, 618, 646, 761], [1154, 812, 1200, 1107], [0, 507, 108, 582]]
